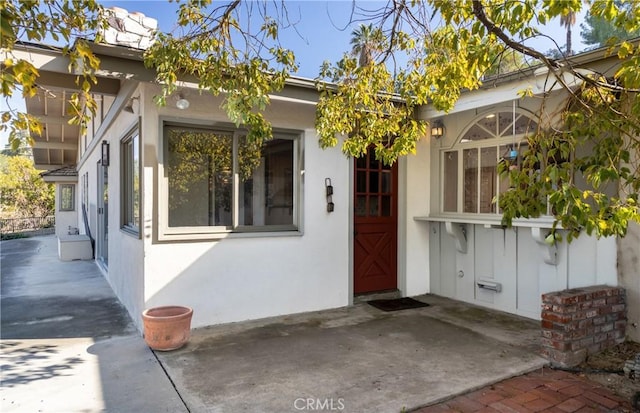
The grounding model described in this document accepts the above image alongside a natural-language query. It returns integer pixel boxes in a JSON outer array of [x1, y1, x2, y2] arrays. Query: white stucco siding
[[76, 90, 146, 329], [618, 223, 640, 342], [403, 137, 431, 296], [142, 84, 350, 328], [54, 184, 78, 237]]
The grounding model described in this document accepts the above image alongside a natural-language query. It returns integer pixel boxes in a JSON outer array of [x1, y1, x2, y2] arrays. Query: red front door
[[354, 149, 398, 294]]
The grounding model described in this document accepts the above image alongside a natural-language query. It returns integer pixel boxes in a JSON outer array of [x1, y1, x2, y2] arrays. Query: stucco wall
[[403, 136, 431, 296], [141, 84, 350, 328], [76, 86, 146, 329], [54, 184, 78, 237], [618, 223, 640, 342]]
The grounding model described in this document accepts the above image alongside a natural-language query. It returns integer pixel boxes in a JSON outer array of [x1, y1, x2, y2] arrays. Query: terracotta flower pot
[[142, 306, 193, 351]]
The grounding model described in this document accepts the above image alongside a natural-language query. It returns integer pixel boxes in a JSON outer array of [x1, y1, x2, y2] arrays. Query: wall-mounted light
[[431, 120, 445, 139], [123, 96, 139, 114], [122, 96, 140, 113], [325, 178, 334, 213], [176, 93, 190, 110], [101, 141, 110, 166]]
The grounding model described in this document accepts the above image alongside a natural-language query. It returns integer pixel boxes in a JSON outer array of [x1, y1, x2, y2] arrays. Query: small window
[[121, 126, 140, 235], [161, 122, 301, 239], [60, 184, 75, 211]]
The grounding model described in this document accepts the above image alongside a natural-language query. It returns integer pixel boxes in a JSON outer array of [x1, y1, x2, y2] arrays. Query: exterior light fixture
[[123, 96, 138, 114], [101, 141, 110, 166], [176, 94, 190, 110], [431, 120, 445, 139]]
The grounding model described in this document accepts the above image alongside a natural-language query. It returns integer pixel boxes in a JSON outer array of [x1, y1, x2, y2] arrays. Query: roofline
[[12, 35, 639, 104]]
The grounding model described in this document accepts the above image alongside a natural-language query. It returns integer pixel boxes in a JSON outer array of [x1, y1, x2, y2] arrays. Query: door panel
[[97, 161, 108, 267], [354, 149, 397, 294]]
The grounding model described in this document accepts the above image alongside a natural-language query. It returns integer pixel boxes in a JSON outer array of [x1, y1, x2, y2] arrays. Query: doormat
[[367, 297, 430, 312]]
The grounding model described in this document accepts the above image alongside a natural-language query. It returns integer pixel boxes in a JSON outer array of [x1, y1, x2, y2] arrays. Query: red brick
[[447, 395, 487, 411], [555, 397, 586, 412], [605, 296, 623, 305], [606, 312, 624, 322], [525, 397, 555, 412], [585, 310, 598, 319], [597, 306, 612, 315], [510, 392, 540, 404], [577, 301, 592, 310], [529, 388, 565, 404], [591, 298, 606, 307], [492, 384, 523, 399], [475, 407, 503, 413], [581, 391, 621, 409], [541, 320, 554, 330], [600, 323, 613, 332], [490, 399, 533, 413], [543, 380, 573, 392], [558, 385, 584, 397], [469, 390, 507, 406], [559, 295, 580, 306], [577, 319, 592, 329], [567, 329, 586, 340], [542, 312, 573, 324], [612, 304, 626, 312], [614, 320, 626, 329], [498, 399, 532, 413]]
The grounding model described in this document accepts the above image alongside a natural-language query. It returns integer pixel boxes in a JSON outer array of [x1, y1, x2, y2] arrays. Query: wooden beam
[[33, 141, 77, 150], [35, 164, 66, 170], [36, 71, 121, 95]]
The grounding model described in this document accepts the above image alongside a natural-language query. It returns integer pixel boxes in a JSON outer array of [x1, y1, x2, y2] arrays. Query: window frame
[[158, 119, 304, 241], [120, 123, 141, 237], [59, 184, 75, 212], [440, 108, 537, 216]]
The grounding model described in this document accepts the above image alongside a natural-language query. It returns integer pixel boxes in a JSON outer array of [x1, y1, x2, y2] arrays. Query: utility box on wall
[[58, 235, 93, 261]]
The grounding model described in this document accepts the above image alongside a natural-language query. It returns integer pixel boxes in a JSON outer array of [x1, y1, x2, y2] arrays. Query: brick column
[[541, 286, 626, 367]]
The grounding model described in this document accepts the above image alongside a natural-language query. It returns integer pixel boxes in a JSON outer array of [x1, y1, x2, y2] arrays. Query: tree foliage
[[0, 155, 54, 218], [580, 0, 640, 48], [1, 0, 640, 238], [1, 0, 104, 149]]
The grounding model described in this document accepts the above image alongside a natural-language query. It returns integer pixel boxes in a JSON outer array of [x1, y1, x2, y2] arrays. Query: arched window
[[441, 109, 538, 214]]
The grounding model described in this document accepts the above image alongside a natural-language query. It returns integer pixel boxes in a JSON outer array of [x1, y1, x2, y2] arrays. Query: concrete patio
[[1, 235, 548, 412]]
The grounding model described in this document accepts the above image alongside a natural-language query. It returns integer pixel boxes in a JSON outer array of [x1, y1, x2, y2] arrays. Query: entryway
[[353, 148, 397, 294]]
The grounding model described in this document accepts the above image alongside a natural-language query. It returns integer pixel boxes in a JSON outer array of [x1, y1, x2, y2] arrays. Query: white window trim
[[121, 123, 141, 238], [59, 184, 75, 211], [439, 108, 539, 216], [157, 118, 304, 241]]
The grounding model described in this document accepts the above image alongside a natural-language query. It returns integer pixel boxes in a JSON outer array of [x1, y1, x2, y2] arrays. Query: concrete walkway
[[0, 235, 187, 413], [155, 296, 547, 413], [6, 234, 619, 412]]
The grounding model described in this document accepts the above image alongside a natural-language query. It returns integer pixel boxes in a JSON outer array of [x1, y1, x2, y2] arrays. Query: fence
[[0, 216, 56, 236]]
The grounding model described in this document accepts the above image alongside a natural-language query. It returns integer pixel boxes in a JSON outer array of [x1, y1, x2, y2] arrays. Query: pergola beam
[[33, 141, 77, 150]]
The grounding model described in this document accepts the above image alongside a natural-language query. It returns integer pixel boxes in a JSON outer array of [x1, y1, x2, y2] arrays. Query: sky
[[1, 0, 587, 148]]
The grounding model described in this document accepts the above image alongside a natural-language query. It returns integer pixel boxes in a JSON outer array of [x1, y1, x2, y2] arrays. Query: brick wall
[[541, 286, 627, 367]]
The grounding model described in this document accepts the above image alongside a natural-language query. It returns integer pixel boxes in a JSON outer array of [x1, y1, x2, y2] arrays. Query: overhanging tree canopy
[[1, 0, 639, 238]]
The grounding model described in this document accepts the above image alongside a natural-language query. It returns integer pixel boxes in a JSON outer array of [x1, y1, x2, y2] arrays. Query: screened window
[[162, 123, 300, 238], [60, 184, 75, 211], [121, 126, 140, 235], [442, 109, 537, 214]]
